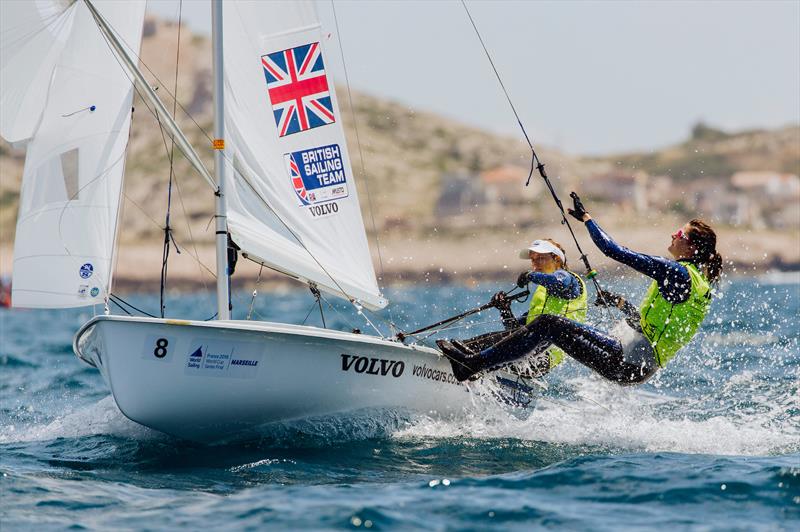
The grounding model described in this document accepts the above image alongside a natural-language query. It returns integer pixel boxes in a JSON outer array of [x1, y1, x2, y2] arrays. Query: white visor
[[518, 240, 566, 263]]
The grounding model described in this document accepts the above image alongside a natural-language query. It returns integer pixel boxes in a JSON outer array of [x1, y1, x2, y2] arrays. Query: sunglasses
[[672, 229, 692, 242]]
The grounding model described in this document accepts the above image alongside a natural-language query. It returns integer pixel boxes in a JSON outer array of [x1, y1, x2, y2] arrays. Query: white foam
[[395, 376, 800, 456], [0, 396, 161, 443]]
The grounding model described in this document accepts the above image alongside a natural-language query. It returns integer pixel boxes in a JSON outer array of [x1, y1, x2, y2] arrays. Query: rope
[[159, 0, 184, 318], [460, 1, 613, 319]]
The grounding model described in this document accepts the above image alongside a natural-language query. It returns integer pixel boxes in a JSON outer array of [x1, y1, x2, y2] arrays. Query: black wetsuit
[[469, 220, 693, 385]]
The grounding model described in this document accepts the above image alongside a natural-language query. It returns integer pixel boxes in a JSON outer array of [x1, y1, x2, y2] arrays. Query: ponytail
[[687, 219, 723, 284], [707, 251, 723, 285]]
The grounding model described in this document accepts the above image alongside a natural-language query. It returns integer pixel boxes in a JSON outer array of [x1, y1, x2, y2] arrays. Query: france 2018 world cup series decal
[[261, 42, 336, 137], [284, 144, 349, 208]]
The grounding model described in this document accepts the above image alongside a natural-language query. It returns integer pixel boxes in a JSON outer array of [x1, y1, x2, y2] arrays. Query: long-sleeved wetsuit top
[[511, 269, 582, 327], [585, 219, 691, 304], [527, 270, 582, 300]]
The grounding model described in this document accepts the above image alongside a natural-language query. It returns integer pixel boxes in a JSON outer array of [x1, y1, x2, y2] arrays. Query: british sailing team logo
[[284, 144, 348, 209], [261, 42, 335, 137]]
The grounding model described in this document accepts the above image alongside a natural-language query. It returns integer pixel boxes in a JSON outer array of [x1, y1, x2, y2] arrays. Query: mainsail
[[222, 0, 387, 310], [4, 0, 146, 308]]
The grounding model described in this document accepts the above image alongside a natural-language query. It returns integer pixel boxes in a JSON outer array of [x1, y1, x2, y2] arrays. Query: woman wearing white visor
[[441, 238, 587, 377]]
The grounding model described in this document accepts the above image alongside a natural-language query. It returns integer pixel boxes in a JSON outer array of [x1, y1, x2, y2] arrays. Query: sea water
[[1, 276, 798, 530]]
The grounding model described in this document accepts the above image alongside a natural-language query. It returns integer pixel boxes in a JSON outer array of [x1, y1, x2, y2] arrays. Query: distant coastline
[[5, 216, 792, 293]]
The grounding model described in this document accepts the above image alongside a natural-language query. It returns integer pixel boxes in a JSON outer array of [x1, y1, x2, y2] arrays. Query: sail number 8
[[142, 335, 174, 361], [153, 338, 169, 358]]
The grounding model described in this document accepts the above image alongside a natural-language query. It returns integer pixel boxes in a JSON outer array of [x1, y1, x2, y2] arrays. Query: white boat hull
[[73, 316, 539, 441]]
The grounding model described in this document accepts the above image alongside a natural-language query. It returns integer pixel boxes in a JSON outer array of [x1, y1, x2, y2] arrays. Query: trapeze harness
[[472, 220, 712, 385]]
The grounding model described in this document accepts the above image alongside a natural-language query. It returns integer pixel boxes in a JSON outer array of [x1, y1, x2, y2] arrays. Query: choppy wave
[[1, 279, 798, 529], [398, 376, 800, 456]]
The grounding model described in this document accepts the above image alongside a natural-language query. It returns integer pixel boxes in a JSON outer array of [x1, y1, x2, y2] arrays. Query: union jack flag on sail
[[261, 42, 336, 137]]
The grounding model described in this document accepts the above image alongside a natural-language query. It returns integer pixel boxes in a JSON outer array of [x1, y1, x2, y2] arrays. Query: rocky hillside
[[1, 17, 798, 247], [598, 122, 799, 180]]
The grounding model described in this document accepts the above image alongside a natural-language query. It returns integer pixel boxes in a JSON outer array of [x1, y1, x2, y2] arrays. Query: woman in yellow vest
[[485, 239, 588, 377], [441, 193, 722, 385], [441, 239, 587, 378]]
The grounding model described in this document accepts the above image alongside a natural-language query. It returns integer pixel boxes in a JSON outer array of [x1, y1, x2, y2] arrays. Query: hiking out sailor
[[440, 193, 722, 385], [469, 238, 588, 377]]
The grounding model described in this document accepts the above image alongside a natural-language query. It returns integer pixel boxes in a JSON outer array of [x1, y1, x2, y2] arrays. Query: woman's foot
[[436, 340, 481, 382]]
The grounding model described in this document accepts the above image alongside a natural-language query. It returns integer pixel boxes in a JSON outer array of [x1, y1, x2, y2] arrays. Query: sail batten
[[222, 0, 387, 310]]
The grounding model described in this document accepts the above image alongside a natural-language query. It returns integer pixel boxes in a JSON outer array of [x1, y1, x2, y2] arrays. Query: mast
[[211, 0, 230, 320]]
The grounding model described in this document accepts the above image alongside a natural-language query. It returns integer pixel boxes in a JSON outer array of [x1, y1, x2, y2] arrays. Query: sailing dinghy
[[2, 0, 540, 441]]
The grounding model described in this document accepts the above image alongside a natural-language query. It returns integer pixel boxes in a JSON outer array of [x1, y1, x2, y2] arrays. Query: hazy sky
[[146, 0, 800, 155]]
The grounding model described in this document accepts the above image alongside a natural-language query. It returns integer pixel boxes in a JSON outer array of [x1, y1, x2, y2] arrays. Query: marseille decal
[[184, 338, 263, 379], [261, 42, 335, 137], [285, 144, 348, 212]]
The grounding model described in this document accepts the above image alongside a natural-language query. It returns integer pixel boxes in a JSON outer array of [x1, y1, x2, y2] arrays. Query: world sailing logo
[[261, 42, 335, 137], [285, 144, 349, 208]]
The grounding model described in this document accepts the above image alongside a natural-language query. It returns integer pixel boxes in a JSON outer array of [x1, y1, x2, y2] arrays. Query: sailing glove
[[567, 192, 589, 221], [594, 288, 624, 309], [491, 291, 510, 308], [516, 271, 531, 288]]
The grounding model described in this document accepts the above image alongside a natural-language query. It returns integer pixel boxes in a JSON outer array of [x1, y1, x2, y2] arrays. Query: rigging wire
[[300, 298, 319, 326], [123, 193, 217, 278], [246, 263, 263, 320], [330, 0, 395, 332], [460, 0, 612, 317], [109, 293, 158, 318], [171, 165, 213, 296], [159, 0, 184, 318]]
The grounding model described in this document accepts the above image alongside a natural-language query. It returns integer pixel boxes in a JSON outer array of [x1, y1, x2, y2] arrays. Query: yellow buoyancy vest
[[640, 261, 712, 367], [525, 271, 587, 367]]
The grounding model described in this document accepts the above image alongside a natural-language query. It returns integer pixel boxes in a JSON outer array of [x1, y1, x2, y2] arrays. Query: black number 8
[[154, 338, 169, 358]]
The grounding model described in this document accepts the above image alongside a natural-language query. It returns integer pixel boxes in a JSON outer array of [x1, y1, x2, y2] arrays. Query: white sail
[[8, 0, 146, 308], [222, 0, 387, 310], [0, 0, 78, 143]]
